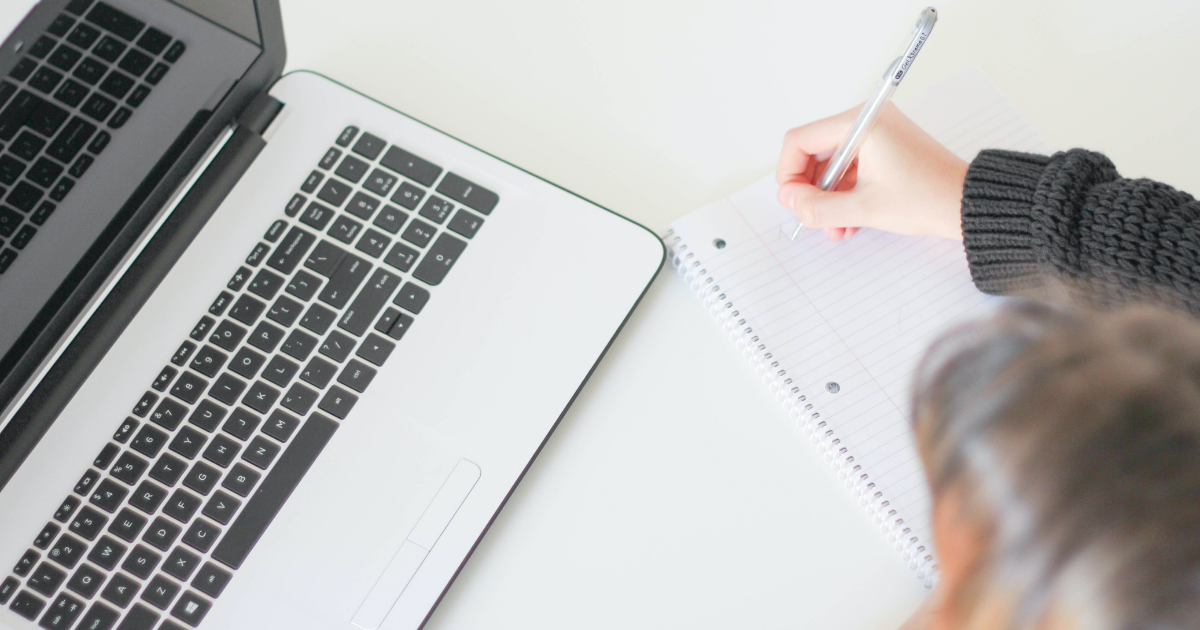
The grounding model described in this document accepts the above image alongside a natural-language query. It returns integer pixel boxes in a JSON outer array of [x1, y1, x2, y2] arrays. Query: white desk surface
[[1, 0, 1196, 627]]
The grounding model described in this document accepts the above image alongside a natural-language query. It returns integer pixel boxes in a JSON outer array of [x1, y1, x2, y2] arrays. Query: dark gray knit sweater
[[962, 149, 1200, 313]]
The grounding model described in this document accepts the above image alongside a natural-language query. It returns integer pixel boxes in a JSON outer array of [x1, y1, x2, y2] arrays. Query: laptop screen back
[[0, 0, 261, 399]]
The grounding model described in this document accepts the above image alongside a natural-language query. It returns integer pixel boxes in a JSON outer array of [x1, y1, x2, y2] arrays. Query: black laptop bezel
[[0, 0, 286, 490]]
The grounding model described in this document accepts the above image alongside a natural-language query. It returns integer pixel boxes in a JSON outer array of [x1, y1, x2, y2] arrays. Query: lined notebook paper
[[665, 69, 1049, 585]]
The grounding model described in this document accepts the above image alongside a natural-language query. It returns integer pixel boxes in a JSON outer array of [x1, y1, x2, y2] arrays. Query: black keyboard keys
[[380, 145, 441, 187], [66, 563, 106, 599], [69, 506, 108, 540], [28, 561, 66, 595], [86, 2, 146, 41], [437, 171, 500, 214], [394, 281, 430, 314], [338, 267, 400, 336], [101, 570, 140, 606], [304, 239, 345, 277], [109, 508, 148, 543], [267, 226, 316, 274], [319, 253, 371, 308], [448, 209, 483, 239], [89, 478, 128, 512], [87, 536, 127, 570], [48, 533, 86, 569]]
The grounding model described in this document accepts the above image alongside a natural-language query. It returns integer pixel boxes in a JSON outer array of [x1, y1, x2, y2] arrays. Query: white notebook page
[[666, 69, 1049, 581]]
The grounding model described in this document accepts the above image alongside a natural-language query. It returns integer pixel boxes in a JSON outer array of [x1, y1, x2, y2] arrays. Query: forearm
[[961, 149, 1200, 313]]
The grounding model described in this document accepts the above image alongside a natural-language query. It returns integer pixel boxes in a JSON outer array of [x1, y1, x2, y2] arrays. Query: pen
[[789, 7, 938, 241]]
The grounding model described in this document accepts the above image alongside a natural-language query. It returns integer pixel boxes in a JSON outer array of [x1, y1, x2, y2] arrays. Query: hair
[[912, 300, 1200, 630]]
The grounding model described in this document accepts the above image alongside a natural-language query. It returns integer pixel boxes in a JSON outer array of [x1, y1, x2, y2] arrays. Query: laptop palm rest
[[351, 459, 481, 630]]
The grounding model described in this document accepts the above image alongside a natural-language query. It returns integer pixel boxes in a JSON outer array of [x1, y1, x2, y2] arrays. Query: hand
[[776, 102, 968, 241]]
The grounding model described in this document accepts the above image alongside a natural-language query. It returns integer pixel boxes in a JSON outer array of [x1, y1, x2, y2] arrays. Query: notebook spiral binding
[[664, 228, 938, 587]]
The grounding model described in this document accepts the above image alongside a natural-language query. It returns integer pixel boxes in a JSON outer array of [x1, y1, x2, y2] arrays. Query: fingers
[[782, 181, 878, 229], [775, 106, 861, 185]]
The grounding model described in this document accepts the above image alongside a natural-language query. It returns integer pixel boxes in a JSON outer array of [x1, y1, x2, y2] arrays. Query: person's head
[[913, 301, 1200, 630]]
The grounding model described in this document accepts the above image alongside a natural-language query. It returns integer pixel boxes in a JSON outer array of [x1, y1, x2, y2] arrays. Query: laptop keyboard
[[0, 0, 186, 274], [1, 124, 498, 628]]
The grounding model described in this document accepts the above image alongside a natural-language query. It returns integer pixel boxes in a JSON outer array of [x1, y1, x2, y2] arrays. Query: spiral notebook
[[664, 69, 1050, 585]]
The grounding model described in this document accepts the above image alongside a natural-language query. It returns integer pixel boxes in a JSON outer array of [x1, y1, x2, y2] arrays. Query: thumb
[[780, 181, 876, 229]]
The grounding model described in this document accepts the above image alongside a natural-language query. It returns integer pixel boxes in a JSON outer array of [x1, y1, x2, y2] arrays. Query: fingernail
[[778, 183, 797, 208]]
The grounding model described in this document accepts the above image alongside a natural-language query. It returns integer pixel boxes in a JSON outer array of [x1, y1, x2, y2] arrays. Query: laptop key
[[187, 400, 226, 433], [143, 517, 181, 551], [372, 204, 407, 234], [145, 62, 169, 85], [49, 176, 75, 201], [66, 563, 105, 598], [336, 126, 359, 147], [285, 193, 305, 216], [9, 590, 45, 620], [131, 424, 168, 458], [150, 396, 189, 430], [355, 228, 391, 258], [363, 168, 397, 197], [11, 225, 36, 249], [202, 434, 239, 468], [168, 370, 207, 404], [437, 172, 500, 215], [317, 178, 351, 207], [162, 547, 199, 582], [375, 308, 400, 336], [380, 145, 441, 187], [29, 66, 64, 95], [300, 170, 322, 193], [9, 58, 36, 82], [209, 373, 247, 406], [267, 295, 303, 327], [222, 408, 260, 441], [164, 40, 186, 63], [0, 155, 24, 185], [39, 592, 85, 629], [29, 200, 56, 225], [339, 267, 401, 336], [319, 330, 355, 363], [304, 239, 345, 277], [170, 341, 196, 367], [148, 453, 187, 487], [264, 219, 287, 242], [267, 226, 316, 274], [85, 2, 145, 41], [110, 451, 148, 485], [109, 509, 148, 543], [53, 79, 89, 108], [229, 346, 265, 379], [94, 35, 126, 62], [247, 268, 284, 300], [384, 312, 414, 341], [0, 90, 39, 141], [89, 478, 128, 512], [48, 15, 76, 37], [118, 49, 152, 77], [300, 302, 337, 335], [390, 181, 424, 210], [74, 468, 101, 494], [130, 394, 158, 419], [328, 215, 362, 244], [201, 491, 240, 525], [226, 266, 251, 291], [418, 195, 454, 224], [14, 549, 40, 576], [28, 35, 57, 59], [170, 591, 211, 626], [228, 294, 265, 326], [245, 242, 270, 267], [0, 577, 14, 605], [299, 356, 336, 389], [182, 519, 221, 554], [257, 355, 295, 389], [280, 329, 318, 361], [48, 533, 86, 569], [414, 233, 468, 286], [337, 360, 377, 393], [53, 496, 81, 523], [100, 571, 140, 607], [299, 200, 334, 231], [242, 381, 280, 414], [211, 413, 338, 569], [242, 436, 280, 470], [77, 602, 120, 630], [162, 490, 201, 524], [222, 463, 260, 497], [394, 281, 430, 314], [318, 147, 341, 170], [168, 426, 207, 460], [99, 69, 134, 98], [48, 44, 82, 72], [128, 481, 166, 514], [107, 106, 131, 129], [126, 84, 150, 108], [280, 382, 319, 416], [447, 209, 483, 239], [87, 129, 110, 154], [183, 461, 221, 495], [346, 191, 380, 220], [400, 218, 436, 248], [320, 253, 371, 309], [352, 132, 385, 160], [69, 506, 108, 540], [355, 333, 395, 367], [335, 154, 368, 183], [188, 316, 215, 341], [207, 292, 232, 317], [34, 523, 61, 549], [140, 575, 178, 610], [28, 561, 67, 595], [87, 536, 126, 571]]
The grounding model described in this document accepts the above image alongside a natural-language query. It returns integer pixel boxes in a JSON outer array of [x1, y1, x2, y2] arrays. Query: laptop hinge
[[238, 92, 285, 135]]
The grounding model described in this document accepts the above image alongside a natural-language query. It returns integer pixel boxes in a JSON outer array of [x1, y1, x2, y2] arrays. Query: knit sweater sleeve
[[961, 149, 1200, 313]]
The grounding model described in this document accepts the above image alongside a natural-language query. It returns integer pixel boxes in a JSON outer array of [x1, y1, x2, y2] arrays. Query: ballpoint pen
[[788, 7, 937, 241]]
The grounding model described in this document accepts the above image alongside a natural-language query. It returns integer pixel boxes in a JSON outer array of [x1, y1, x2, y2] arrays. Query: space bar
[[211, 413, 339, 569]]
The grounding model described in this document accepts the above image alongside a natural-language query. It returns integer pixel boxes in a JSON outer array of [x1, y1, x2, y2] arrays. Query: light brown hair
[[913, 301, 1200, 630]]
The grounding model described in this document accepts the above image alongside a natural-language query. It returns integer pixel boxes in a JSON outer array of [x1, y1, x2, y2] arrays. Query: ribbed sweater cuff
[[961, 149, 1051, 295]]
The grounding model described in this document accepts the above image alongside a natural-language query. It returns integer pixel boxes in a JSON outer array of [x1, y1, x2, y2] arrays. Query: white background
[[3, 0, 1198, 628]]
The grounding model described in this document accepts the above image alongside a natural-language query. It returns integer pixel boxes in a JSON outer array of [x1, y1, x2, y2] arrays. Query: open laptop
[[0, 1, 663, 628]]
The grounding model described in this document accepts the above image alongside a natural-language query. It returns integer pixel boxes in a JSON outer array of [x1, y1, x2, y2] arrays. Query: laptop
[[0, 1, 663, 628]]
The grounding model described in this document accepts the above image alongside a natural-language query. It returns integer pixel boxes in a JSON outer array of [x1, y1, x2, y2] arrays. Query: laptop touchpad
[[351, 459, 481, 630]]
